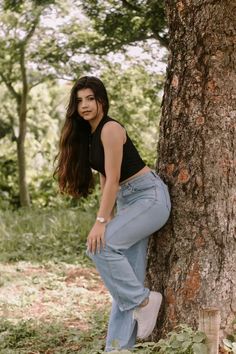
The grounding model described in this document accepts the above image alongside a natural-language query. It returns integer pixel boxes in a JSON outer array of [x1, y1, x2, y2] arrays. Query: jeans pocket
[[132, 179, 156, 193]]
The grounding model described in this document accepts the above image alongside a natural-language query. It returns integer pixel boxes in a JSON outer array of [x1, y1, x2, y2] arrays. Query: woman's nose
[[81, 100, 88, 108]]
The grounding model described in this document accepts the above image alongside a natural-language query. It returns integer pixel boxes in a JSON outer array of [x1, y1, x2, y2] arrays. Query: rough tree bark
[[147, 0, 236, 341]]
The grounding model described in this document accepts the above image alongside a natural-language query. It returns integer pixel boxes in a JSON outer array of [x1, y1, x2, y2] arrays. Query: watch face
[[97, 217, 105, 223]]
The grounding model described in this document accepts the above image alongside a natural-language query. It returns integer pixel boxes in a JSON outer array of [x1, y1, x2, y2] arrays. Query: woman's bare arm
[[87, 122, 125, 254], [96, 122, 125, 220], [99, 173, 106, 193], [99, 173, 115, 220]]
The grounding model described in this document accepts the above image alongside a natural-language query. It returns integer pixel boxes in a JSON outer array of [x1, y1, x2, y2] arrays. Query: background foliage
[[0, 1, 169, 352], [0, 64, 164, 209], [0, 0, 167, 209]]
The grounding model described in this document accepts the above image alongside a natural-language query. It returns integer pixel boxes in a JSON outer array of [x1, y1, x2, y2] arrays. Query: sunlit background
[[0, 0, 167, 210], [0, 1, 168, 352]]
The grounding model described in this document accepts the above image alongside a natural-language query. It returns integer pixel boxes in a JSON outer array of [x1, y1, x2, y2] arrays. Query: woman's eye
[[77, 96, 94, 104]]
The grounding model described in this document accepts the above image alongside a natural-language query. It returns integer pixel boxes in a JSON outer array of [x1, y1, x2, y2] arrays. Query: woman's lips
[[83, 111, 91, 114]]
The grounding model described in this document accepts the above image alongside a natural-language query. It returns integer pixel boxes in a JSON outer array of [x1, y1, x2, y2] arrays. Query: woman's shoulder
[[102, 116, 125, 131], [105, 116, 124, 126], [101, 117, 126, 142], [102, 120, 125, 135]]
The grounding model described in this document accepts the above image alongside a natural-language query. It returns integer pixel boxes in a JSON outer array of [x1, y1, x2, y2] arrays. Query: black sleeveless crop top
[[89, 116, 146, 182]]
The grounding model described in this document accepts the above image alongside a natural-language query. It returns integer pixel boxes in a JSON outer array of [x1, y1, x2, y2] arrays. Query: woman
[[54, 76, 171, 351]]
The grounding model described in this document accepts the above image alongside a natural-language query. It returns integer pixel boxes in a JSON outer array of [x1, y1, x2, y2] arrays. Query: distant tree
[[0, 0, 96, 206], [81, 0, 168, 53]]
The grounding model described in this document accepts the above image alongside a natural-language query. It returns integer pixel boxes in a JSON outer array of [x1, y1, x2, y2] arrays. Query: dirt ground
[[0, 261, 111, 331]]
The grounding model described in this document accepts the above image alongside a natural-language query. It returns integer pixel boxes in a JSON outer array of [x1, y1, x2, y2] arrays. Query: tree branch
[[121, 0, 141, 12], [0, 73, 20, 102], [153, 33, 169, 48], [29, 80, 45, 90], [4, 105, 17, 140], [29, 76, 54, 90], [19, 46, 28, 97], [22, 11, 41, 45]]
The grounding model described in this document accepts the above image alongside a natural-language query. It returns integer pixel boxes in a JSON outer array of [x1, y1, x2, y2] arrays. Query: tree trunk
[[16, 45, 30, 207], [16, 96, 30, 207], [147, 0, 236, 341], [16, 131, 30, 208]]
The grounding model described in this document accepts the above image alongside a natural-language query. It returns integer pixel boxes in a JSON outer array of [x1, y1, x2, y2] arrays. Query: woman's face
[[77, 88, 103, 122]]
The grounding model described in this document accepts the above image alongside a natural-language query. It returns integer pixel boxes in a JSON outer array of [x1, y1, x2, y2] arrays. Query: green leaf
[[232, 342, 236, 353], [182, 340, 192, 349], [170, 339, 182, 349], [223, 338, 233, 349], [192, 342, 208, 354], [193, 331, 206, 343], [176, 333, 190, 342]]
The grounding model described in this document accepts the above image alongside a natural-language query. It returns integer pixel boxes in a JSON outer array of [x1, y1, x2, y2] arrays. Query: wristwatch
[[96, 216, 107, 224]]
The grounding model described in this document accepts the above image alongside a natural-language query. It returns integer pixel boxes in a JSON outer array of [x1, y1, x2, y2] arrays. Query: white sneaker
[[133, 291, 162, 339]]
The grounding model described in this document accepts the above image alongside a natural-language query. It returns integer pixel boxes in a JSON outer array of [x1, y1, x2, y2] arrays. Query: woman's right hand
[[87, 221, 106, 254]]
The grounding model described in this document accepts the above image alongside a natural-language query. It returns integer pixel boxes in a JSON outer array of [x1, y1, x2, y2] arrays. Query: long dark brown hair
[[54, 76, 109, 197]]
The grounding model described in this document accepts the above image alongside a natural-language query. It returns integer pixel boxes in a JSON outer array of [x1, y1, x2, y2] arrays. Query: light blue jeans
[[87, 171, 171, 351]]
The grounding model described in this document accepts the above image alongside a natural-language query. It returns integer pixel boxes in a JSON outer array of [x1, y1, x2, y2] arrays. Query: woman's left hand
[[87, 222, 106, 254]]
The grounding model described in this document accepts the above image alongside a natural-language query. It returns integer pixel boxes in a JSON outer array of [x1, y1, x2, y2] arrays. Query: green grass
[[0, 207, 95, 264], [0, 206, 111, 353], [0, 310, 109, 354], [0, 318, 208, 354], [0, 259, 111, 354]]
